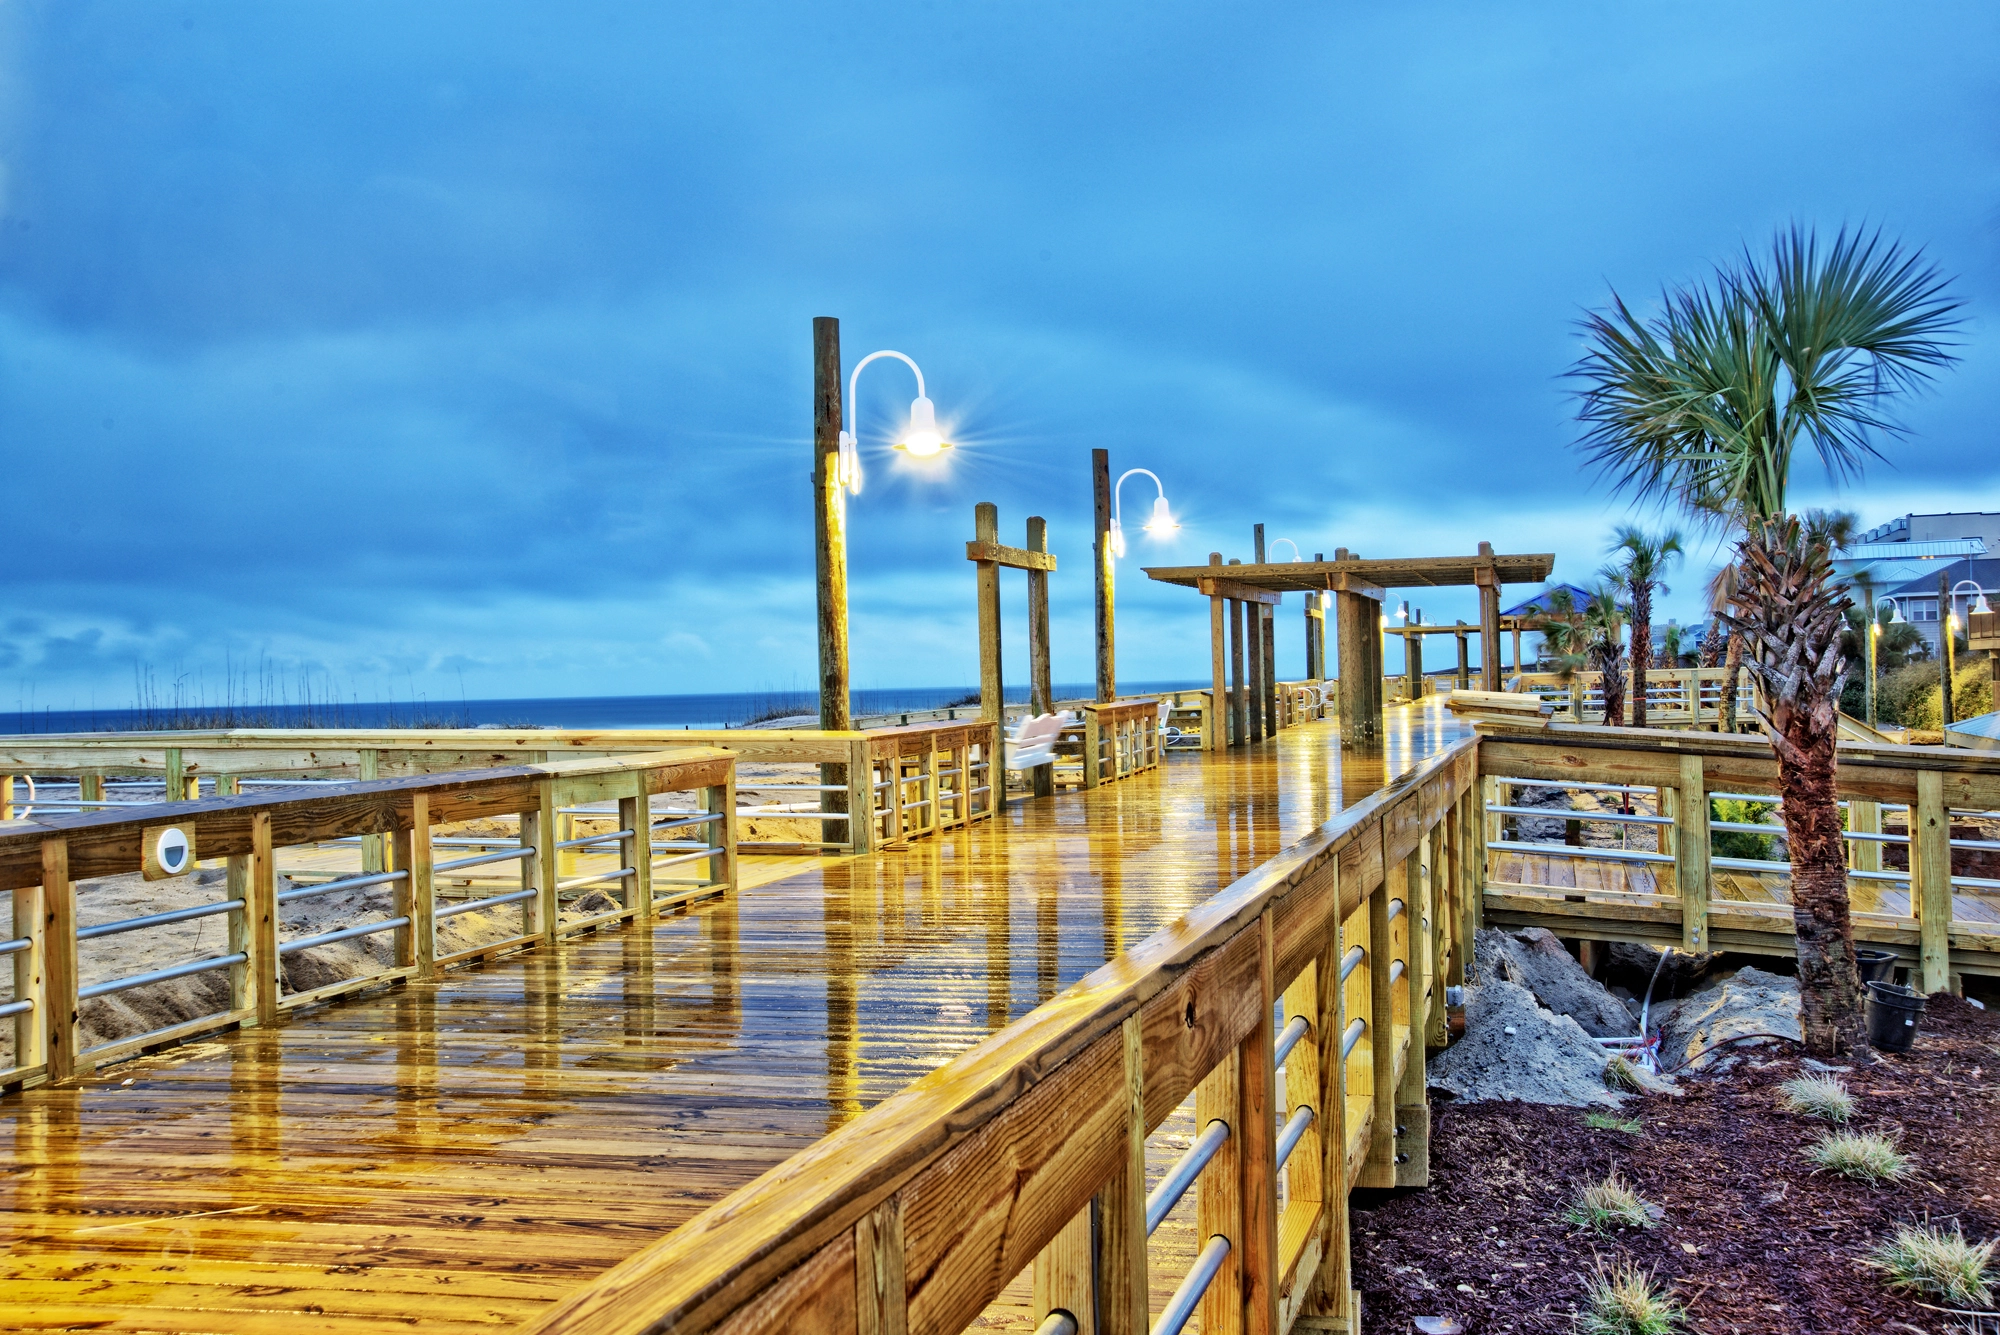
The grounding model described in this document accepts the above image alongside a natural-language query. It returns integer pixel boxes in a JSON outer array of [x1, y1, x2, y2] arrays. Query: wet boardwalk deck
[[0, 703, 1470, 1332]]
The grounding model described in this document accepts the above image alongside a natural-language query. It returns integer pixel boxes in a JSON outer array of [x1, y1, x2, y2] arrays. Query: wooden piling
[[1028, 516, 1055, 797], [1094, 449, 1116, 703], [1915, 769, 1952, 994], [975, 502, 1005, 724], [1476, 541, 1502, 691], [1208, 554, 1228, 752], [814, 317, 852, 830]]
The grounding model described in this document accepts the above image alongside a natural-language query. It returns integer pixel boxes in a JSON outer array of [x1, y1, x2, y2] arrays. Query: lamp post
[[1867, 614, 1880, 728], [1091, 455, 1178, 702], [811, 317, 951, 733]]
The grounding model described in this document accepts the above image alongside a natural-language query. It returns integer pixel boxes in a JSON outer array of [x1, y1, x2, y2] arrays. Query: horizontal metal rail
[[653, 846, 724, 870], [556, 829, 634, 850], [1487, 838, 1674, 865], [556, 869, 635, 894], [1145, 1118, 1230, 1236], [78, 898, 246, 940], [1341, 1016, 1367, 1059], [651, 812, 723, 833], [1275, 1103, 1315, 1171], [277, 868, 408, 905], [278, 917, 409, 957], [0, 997, 31, 1019], [1388, 959, 1406, 983], [436, 887, 538, 920], [1338, 944, 1366, 983], [1273, 1014, 1310, 1068], [1500, 779, 1659, 797], [1387, 898, 1405, 921], [0, 936, 30, 956], [1152, 1235, 1231, 1335], [434, 847, 536, 874], [1034, 1313, 1078, 1335], [1487, 803, 1671, 827], [78, 951, 248, 1000]]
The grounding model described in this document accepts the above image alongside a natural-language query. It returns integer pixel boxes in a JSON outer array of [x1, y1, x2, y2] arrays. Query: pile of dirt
[[1427, 978, 1625, 1109], [1474, 927, 1636, 1037], [1355, 994, 2000, 1334], [1655, 966, 1802, 1071]]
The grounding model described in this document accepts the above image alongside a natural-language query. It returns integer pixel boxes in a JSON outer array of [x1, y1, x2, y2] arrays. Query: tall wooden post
[[1027, 516, 1054, 799], [813, 318, 851, 829], [1334, 555, 1376, 746], [1245, 595, 1265, 747], [1254, 525, 1276, 739], [1094, 449, 1116, 703], [976, 502, 1005, 723], [1456, 624, 1470, 689], [1228, 561, 1248, 748], [1405, 629, 1423, 701], [1476, 541, 1502, 692], [1208, 553, 1228, 752]]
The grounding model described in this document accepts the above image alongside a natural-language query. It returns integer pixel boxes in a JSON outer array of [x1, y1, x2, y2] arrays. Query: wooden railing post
[[1360, 873, 1396, 1189], [78, 772, 104, 807], [1196, 1049, 1244, 1334], [621, 778, 653, 921], [1033, 1207, 1095, 1333], [707, 769, 738, 893], [855, 1195, 907, 1335], [1672, 755, 1711, 953], [847, 737, 872, 852], [40, 837, 77, 1082], [163, 747, 185, 803], [1279, 955, 1325, 1323], [11, 852, 48, 1075], [1914, 769, 1953, 995], [1311, 914, 1354, 1328], [250, 810, 279, 1025], [1848, 797, 1882, 874], [530, 781, 560, 944], [399, 792, 436, 979], [1396, 850, 1430, 1188], [1097, 1014, 1148, 1335], [360, 749, 387, 875], [1082, 707, 1102, 790], [0, 773, 13, 823]]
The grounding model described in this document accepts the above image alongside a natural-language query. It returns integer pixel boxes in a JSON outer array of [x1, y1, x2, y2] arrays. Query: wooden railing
[[1080, 699, 1163, 789], [525, 738, 1479, 1335], [1511, 667, 1754, 729], [1, 748, 733, 1089], [863, 721, 998, 843], [0, 720, 992, 857], [1476, 722, 2000, 989]]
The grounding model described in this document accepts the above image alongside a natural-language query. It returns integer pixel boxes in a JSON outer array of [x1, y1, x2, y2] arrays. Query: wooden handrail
[[525, 737, 1479, 1335]]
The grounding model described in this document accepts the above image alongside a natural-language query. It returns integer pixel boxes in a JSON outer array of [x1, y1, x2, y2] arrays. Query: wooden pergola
[[1144, 542, 1555, 747]]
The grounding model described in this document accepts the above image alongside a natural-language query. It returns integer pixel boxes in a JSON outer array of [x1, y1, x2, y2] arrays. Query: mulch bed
[[1352, 994, 2000, 1334]]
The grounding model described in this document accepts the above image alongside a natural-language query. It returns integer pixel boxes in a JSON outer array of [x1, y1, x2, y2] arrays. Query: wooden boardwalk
[[0, 703, 1471, 1332]]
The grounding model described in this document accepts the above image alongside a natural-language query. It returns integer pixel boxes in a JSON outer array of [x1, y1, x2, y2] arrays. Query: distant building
[[1503, 584, 1709, 664], [1839, 512, 1999, 656]]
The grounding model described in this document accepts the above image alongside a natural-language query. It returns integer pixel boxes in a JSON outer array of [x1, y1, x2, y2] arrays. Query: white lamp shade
[[897, 395, 949, 456], [1144, 494, 1177, 532]]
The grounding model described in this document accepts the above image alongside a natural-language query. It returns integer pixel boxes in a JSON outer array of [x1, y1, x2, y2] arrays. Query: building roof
[[1501, 583, 1594, 618], [1841, 539, 1986, 562], [1883, 557, 2000, 599]]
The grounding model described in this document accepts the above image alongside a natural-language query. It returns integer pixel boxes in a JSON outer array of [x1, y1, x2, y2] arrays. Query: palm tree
[[1569, 226, 1959, 1057], [1606, 526, 1683, 726], [1580, 581, 1628, 725]]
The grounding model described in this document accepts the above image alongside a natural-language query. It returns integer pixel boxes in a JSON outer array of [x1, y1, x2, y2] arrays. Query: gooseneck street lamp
[[1109, 468, 1178, 558], [1092, 455, 1179, 703], [812, 319, 951, 747], [835, 349, 952, 495]]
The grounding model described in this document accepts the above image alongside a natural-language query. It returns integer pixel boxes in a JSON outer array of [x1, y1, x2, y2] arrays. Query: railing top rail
[[1476, 720, 2000, 804], [0, 747, 731, 891], [1081, 697, 1160, 720], [523, 733, 1477, 1335]]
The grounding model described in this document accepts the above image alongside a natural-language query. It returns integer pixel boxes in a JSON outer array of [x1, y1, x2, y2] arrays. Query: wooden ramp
[[0, 704, 1472, 1331]]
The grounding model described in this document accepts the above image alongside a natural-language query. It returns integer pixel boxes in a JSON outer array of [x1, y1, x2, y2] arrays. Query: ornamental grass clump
[[1584, 1112, 1644, 1135], [1869, 1220, 1997, 1307], [1604, 1056, 1644, 1091], [1779, 1073, 1855, 1123], [1805, 1130, 1912, 1183], [1577, 1261, 1684, 1335], [1564, 1174, 1661, 1233]]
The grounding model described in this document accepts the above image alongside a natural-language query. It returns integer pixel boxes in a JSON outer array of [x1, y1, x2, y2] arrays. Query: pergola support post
[[1477, 541, 1503, 692]]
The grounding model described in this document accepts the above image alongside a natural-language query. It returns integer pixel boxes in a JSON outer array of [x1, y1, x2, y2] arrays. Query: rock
[[1471, 927, 1636, 1037], [1427, 978, 1625, 1108], [1656, 966, 1802, 1070]]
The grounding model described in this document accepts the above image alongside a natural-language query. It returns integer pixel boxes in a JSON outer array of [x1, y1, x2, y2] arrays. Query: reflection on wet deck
[[0, 701, 1469, 1331]]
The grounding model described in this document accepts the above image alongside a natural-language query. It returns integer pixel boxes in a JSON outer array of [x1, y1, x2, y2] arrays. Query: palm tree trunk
[[1631, 584, 1652, 727], [1730, 518, 1863, 1058], [1722, 624, 1744, 732]]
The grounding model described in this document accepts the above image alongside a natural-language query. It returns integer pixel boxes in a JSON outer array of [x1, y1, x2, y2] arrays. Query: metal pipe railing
[[436, 887, 538, 920], [78, 952, 248, 1000], [1151, 1235, 1231, 1335], [1341, 1017, 1367, 1059], [1273, 1014, 1310, 1068], [277, 869, 407, 905], [1275, 1103, 1315, 1171], [1144, 1118, 1230, 1236], [76, 899, 245, 941], [278, 917, 410, 957]]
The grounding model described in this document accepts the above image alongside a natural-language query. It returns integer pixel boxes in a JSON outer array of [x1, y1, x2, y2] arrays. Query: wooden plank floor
[[0, 702, 1472, 1333]]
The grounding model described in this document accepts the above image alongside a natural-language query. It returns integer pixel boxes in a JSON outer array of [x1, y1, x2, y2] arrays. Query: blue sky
[[3, 2, 1997, 710]]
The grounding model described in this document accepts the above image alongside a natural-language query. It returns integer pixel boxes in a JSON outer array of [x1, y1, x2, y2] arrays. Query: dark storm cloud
[[1, 2, 1996, 701]]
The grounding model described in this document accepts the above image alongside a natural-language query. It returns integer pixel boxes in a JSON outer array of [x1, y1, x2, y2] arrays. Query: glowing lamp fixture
[[1110, 467, 1176, 559], [1889, 603, 1908, 625], [1976, 593, 1995, 615], [835, 349, 950, 494]]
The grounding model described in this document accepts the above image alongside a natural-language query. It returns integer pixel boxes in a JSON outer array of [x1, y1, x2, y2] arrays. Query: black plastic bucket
[[1865, 980, 1925, 1053], [1854, 949, 1898, 985]]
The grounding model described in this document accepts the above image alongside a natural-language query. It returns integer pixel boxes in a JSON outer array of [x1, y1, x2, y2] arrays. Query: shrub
[[1585, 1112, 1644, 1135], [1805, 1130, 1912, 1183], [1578, 1261, 1684, 1335], [1564, 1174, 1661, 1232], [1897, 655, 1994, 730], [1709, 797, 1778, 862], [1779, 1074, 1855, 1123], [1604, 1056, 1645, 1091], [1869, 1219, 1997, 1307]]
